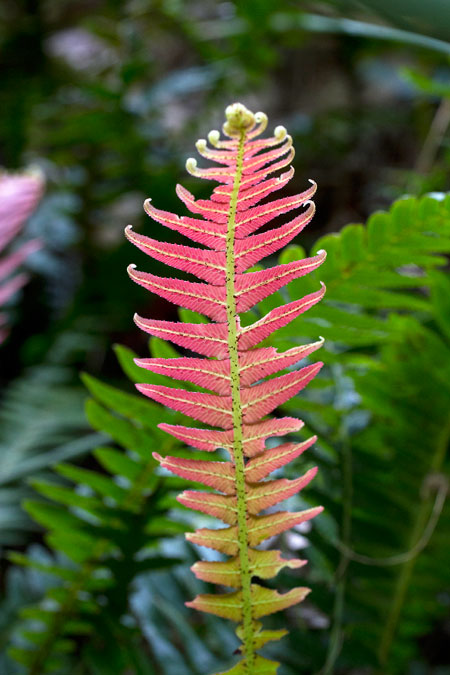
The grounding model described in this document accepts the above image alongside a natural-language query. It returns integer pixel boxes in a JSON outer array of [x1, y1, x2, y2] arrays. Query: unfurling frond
[[127, 103, 326, 674]]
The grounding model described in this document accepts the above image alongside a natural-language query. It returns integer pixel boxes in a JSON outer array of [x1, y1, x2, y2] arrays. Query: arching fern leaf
[[275, 194, 450, 354], [127, 103, 326, 674], [275, 194, 450, 674], [8, 346, 186, 675]]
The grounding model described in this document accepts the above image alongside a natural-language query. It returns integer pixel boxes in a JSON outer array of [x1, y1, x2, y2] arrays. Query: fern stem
[[378, 414, 450, 666], [28, 538, 109, 675], [26, 443, 175, 674], [123, 438, 175, 509], [226, 128, 255, 670], [414, 98, 450, 177], [322, 431, 352, 675]]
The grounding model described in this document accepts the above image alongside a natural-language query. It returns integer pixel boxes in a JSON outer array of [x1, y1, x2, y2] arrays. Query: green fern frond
[[8, 346, 186, 675], [0, 364, 99, 547], [340, 320, 450, 671], [275, 194, 450, 353], [278, 194, 450, 673]]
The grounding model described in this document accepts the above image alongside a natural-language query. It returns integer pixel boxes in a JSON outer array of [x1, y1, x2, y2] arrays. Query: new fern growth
[[126, 103, 326, 674]]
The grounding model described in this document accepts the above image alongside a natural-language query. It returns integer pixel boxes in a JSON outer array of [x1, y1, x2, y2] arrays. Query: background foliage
[[0, 1, 449, 673]]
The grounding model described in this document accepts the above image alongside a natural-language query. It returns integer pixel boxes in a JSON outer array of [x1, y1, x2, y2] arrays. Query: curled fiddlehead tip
[[195, 138, 208, 152], [273, 125, 287, 141], [223, 102, 256, 136], [208, 129, 221, 146]]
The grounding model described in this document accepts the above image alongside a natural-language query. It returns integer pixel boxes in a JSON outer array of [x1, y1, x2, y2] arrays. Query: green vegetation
[[1, 1, 449, 673]]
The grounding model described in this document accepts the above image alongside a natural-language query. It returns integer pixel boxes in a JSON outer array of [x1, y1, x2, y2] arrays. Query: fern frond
[[0, 365, 97, 547], [276, 194, 450, 672], [127, 103, 326, 673], [0, 169, 43, 343], [275, 194, 450, 354], [346, 319, 450, 671], [8, 347, 184, 674]]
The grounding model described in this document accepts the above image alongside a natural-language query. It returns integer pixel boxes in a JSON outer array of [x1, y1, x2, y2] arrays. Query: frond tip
[[127, 103, 326, 674]]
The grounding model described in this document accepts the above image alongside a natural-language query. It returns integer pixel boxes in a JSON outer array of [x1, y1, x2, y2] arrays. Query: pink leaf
[[138, 384, 233, 427], [234, 183, 317, 238], [240, 363, 323, 422], [246, 468, 318, 514], [158, 423, 235, 452], [238, 343, 324, 387], [136, 355, 231, 393], [128, 266, 227, 320], [133, 315, 229, 358], [235, 251, 326, 312], [0, 240, 41, 282], [144, 199, 227, 249], [192, 549, 306, 588], [238, 285, 326, 350], [154, 453, 235, 493], [177, 490, 237, 524], [0, 170, 44, 343], [158, 417, 305, 457], [176, 184, 230, 223], [245, 437, 317, 481], [234, 200, 315, 271], [247, 507, 323, 546], [241, 138, 293, 175], [210, 168, 294, 206], [0, 171, 44, 249], [125, 225, 226, 284], [186, 524, 239, 555], [127, 103, 327, 668], [240, 417, 306, 457], [0, 273, 28, 306]]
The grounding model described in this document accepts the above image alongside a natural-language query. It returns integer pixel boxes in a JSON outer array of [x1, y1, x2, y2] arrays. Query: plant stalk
[[415, 97, 450, 176], [322, 433, 352, 675], [226, 129, 255, 670], [378, 415, 450, 665]]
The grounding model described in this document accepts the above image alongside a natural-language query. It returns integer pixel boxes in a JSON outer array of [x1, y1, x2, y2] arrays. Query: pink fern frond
[[0, 169, 44, 344], [127, 103, 326, 674]]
